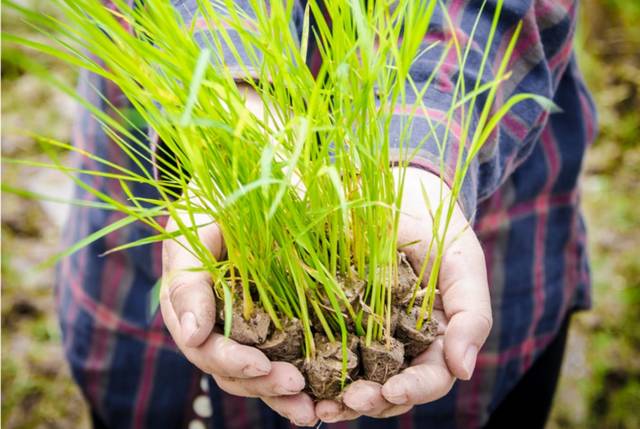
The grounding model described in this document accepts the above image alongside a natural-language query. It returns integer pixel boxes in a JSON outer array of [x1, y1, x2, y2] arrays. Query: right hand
[[160, 212, 318, 427]]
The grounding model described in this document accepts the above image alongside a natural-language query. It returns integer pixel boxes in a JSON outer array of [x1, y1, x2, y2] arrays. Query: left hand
[[315, 167, 493, 422]]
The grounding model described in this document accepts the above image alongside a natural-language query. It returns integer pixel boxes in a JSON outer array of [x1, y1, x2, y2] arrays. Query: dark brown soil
[[359, 337, 405, 384], [390, 305, 400, 335], [291, 357, 306, 373], [304, 336, 359, 400], [258, 318, 304, 361], [395, 307, 439, 359]]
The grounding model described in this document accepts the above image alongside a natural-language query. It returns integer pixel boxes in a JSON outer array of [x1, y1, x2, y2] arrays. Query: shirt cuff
[[387, 112, 480, 222]]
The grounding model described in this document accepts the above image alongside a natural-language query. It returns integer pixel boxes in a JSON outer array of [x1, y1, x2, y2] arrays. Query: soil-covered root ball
[[304, 336, 359, 400], [395, 308, 439, 359], [392, 252, 419, 302], [316, 274, 366, 334], [228, 304, 271, 346], [258, 318, 304, 361], [359, 337, 405, 384], [362, 307, 400, 340]]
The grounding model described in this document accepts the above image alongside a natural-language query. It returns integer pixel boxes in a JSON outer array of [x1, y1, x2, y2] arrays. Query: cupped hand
[[160, 212, 318, 427], [316, 167, 492, 422]]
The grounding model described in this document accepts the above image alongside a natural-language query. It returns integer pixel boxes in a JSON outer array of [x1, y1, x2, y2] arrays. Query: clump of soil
[[339, 271, 366, 307], [315, 271, 366, 333], [258, 318, 304, 361], [220, 301, 305, 361], [228, 303, 271, 346], [304, 335, 359, 400], [393, 252, 418, 302], [389, 305, 400, 334], [223, 252, 440, 401], [395, 307, 439, 359], [360, 337, 405, 384]]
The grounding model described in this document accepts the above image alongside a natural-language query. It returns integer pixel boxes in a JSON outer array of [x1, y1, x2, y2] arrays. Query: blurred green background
[[1, 0, 639, 427]]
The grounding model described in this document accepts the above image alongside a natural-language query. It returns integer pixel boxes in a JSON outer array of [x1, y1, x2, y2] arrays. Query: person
[[56, 0, 597, 428]]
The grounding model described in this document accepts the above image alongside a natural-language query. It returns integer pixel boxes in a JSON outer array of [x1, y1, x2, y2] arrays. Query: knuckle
[[168, 280, 190, 304], [477, 311, 493, 334]]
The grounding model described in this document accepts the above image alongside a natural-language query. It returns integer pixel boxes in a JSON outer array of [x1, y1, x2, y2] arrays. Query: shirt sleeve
[[390, 0, 578, 220], [147, 1, 304, 181], [170, 0, 304, 81]]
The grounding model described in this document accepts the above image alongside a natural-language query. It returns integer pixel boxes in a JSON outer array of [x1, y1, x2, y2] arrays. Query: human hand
[[160, 84, 318, 426], [315, 167, 492, 422], [160, 212, 318, 427]]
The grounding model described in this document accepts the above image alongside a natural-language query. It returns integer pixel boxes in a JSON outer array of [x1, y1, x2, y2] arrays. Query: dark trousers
[[484, 315, 571, 429], [92, 317, 571, 429]]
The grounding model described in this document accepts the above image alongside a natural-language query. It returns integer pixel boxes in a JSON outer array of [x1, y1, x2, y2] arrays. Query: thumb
[[440, 231, 492, 381], [161, 215, 224, 348]]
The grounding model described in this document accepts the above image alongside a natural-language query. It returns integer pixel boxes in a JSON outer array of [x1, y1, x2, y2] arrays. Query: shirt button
[[188, 420, 206, 429], [200, 375, 209, 393], [193, 394, 213, 418]]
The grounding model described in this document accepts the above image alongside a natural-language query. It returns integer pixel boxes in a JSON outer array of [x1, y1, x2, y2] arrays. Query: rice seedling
[[3, 0, 556, 399]]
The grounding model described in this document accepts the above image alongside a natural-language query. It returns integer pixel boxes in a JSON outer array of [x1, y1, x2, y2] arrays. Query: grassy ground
[[2, 2, 89, 427], [548, 1, 640, 427], [1, 1, 639, 427]]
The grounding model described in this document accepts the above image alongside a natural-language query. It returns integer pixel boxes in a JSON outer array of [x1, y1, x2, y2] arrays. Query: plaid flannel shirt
[[56, 0, 596, 428]]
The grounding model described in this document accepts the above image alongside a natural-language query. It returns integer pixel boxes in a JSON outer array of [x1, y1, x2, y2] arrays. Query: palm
[[315, 168, 492, 422]]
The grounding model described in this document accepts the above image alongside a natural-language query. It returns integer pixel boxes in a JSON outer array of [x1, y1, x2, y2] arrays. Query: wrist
[[392, 166, 453, 209], [392, 166, 468, 241]]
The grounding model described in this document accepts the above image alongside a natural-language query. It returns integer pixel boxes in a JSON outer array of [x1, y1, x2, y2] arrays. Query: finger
[[393, 168, 445, 270], [212, 362, 305, 397], [341, 380, 412, 419], [316, 400, 360, 423], [184, 328, 271, 378], [381, 338, 455, 405], [160, 294, 270, 377], [376, 404, 413, 418], [262, 393, 318, 427], [342, 380, 391, 416], [162, 214, 223, 347], [439, 231, 492, 380]]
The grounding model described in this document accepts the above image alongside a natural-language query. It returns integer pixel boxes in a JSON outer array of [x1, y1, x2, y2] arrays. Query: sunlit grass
[[3, 0, 553, 380]]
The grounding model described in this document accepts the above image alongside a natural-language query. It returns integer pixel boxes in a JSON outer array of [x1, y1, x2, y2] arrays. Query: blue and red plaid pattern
[[56, 0, 596, 428]]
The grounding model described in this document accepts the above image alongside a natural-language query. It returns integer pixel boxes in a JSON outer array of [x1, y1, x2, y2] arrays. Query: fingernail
[[317, 410, 330, 421], [319, 413, 339, 423], [294, 414, 318, 427], [180, 312, 198, 343], [317, 401, 343, 422], [298, 419, 318, 427], [462, 345, 478, 380]]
